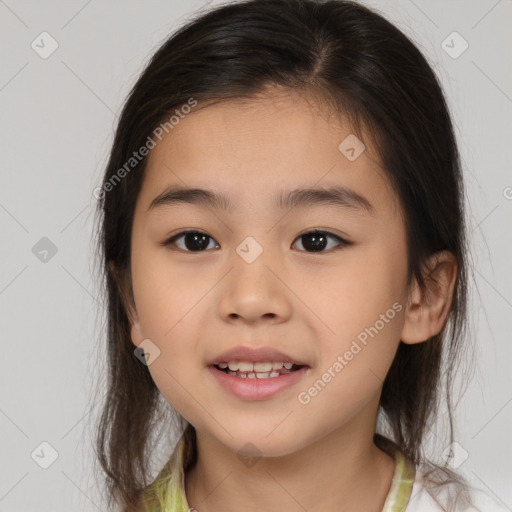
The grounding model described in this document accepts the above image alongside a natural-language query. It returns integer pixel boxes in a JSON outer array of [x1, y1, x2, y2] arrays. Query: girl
[[93, 1, 505, 511]]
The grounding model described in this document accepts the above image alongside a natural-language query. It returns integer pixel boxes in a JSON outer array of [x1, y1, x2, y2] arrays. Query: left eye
[[292, 230, 349, 252], [163, 230, 219, 252], [162, 229, 349, 253]]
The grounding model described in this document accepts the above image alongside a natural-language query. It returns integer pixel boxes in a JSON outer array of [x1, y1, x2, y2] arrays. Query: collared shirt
[[141, 432, 417, 512], [140, 432, 507, 512]]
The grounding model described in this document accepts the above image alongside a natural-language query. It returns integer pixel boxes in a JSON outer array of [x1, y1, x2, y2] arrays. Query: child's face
[[128, 89, 410, 456]]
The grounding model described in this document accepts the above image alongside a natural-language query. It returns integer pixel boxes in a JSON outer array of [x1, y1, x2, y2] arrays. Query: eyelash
[[162, 229, 351, 254]]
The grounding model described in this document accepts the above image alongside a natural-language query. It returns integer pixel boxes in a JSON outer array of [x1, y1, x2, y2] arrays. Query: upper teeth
[[218, 361, 294, 372]]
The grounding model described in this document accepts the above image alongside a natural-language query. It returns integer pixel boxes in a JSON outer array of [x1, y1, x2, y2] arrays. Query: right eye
[[162, 230, 220, 252]]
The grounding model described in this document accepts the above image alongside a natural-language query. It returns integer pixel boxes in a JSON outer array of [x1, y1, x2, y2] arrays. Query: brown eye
[[292, 230, 349, 253], [163, 229, 350, 254], [163, 231, 219, 252]]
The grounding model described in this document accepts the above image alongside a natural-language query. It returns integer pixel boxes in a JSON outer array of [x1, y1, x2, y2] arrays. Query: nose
[[218, 244, 292, 325]]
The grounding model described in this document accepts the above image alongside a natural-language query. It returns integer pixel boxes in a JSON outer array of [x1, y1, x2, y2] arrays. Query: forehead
[[138, 89, 399, 217]]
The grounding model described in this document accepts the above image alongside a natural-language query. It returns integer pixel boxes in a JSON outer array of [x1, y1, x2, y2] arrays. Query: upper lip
[[209, 346, 309, 366]]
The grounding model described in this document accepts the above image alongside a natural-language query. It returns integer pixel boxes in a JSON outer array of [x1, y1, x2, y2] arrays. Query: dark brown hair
[[92, 0, 470, 510]]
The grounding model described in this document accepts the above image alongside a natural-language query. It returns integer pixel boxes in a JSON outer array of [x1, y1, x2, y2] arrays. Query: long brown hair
[[92, 0, 470, 510]]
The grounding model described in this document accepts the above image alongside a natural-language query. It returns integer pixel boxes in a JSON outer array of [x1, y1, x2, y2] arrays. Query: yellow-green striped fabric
[[141, 434, 415, 512]]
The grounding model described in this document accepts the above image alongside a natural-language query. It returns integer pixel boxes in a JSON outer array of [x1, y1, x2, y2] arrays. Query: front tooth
[[254, 362, 272, 372], [272, 361, 284, 370], [237, 361, 254, 372], [228, 361, 239, 371], [256, 372, 270, 379], [283, 362, 293, 369]]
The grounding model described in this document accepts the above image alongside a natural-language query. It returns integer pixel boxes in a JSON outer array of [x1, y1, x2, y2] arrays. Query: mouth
[[212, 361, 308, 379], [208, 362, 309, 400]]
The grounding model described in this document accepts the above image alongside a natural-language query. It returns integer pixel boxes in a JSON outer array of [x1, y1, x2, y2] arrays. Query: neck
[[184, 405, 396, 512]]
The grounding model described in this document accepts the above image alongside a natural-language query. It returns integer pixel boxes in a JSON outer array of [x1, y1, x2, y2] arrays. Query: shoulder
[[405, 466, 509, 512]]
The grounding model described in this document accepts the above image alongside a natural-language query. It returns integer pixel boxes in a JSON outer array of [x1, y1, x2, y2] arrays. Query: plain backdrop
[[1, 0, 511, 510]]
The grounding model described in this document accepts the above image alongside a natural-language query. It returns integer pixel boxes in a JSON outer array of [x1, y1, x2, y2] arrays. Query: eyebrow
[[148, 184, 374, 215]]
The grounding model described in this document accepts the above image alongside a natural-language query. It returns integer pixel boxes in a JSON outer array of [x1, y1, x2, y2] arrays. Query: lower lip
[[208, 365, 309, 401]]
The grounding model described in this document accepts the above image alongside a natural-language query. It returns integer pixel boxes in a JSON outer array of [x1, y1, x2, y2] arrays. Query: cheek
[[131, 246, 209, 339], [315, 251, 406, 335], [131, 265, 208, 420], [303, 241, 407, 387], [129, 247, 210, 412], [145, 358, 201, 428], [296, 263, 404, 422]]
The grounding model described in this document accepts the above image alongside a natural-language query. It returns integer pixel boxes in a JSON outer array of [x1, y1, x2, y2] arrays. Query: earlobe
[[127, 302, 144, 347], [130, 321, 144, 348], [400, 251, 457, 344], [107, 260, 144, 347]]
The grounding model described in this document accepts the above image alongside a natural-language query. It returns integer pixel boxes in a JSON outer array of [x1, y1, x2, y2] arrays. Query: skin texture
[[122, 88, 457, 512]]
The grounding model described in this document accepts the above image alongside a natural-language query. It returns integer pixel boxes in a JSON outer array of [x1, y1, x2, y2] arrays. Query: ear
[[401, 251, 457, 344], [107, 260, 144, 347]]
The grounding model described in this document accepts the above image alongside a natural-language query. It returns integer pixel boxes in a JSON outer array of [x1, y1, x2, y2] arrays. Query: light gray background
[[1, 0, 511, 510]]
